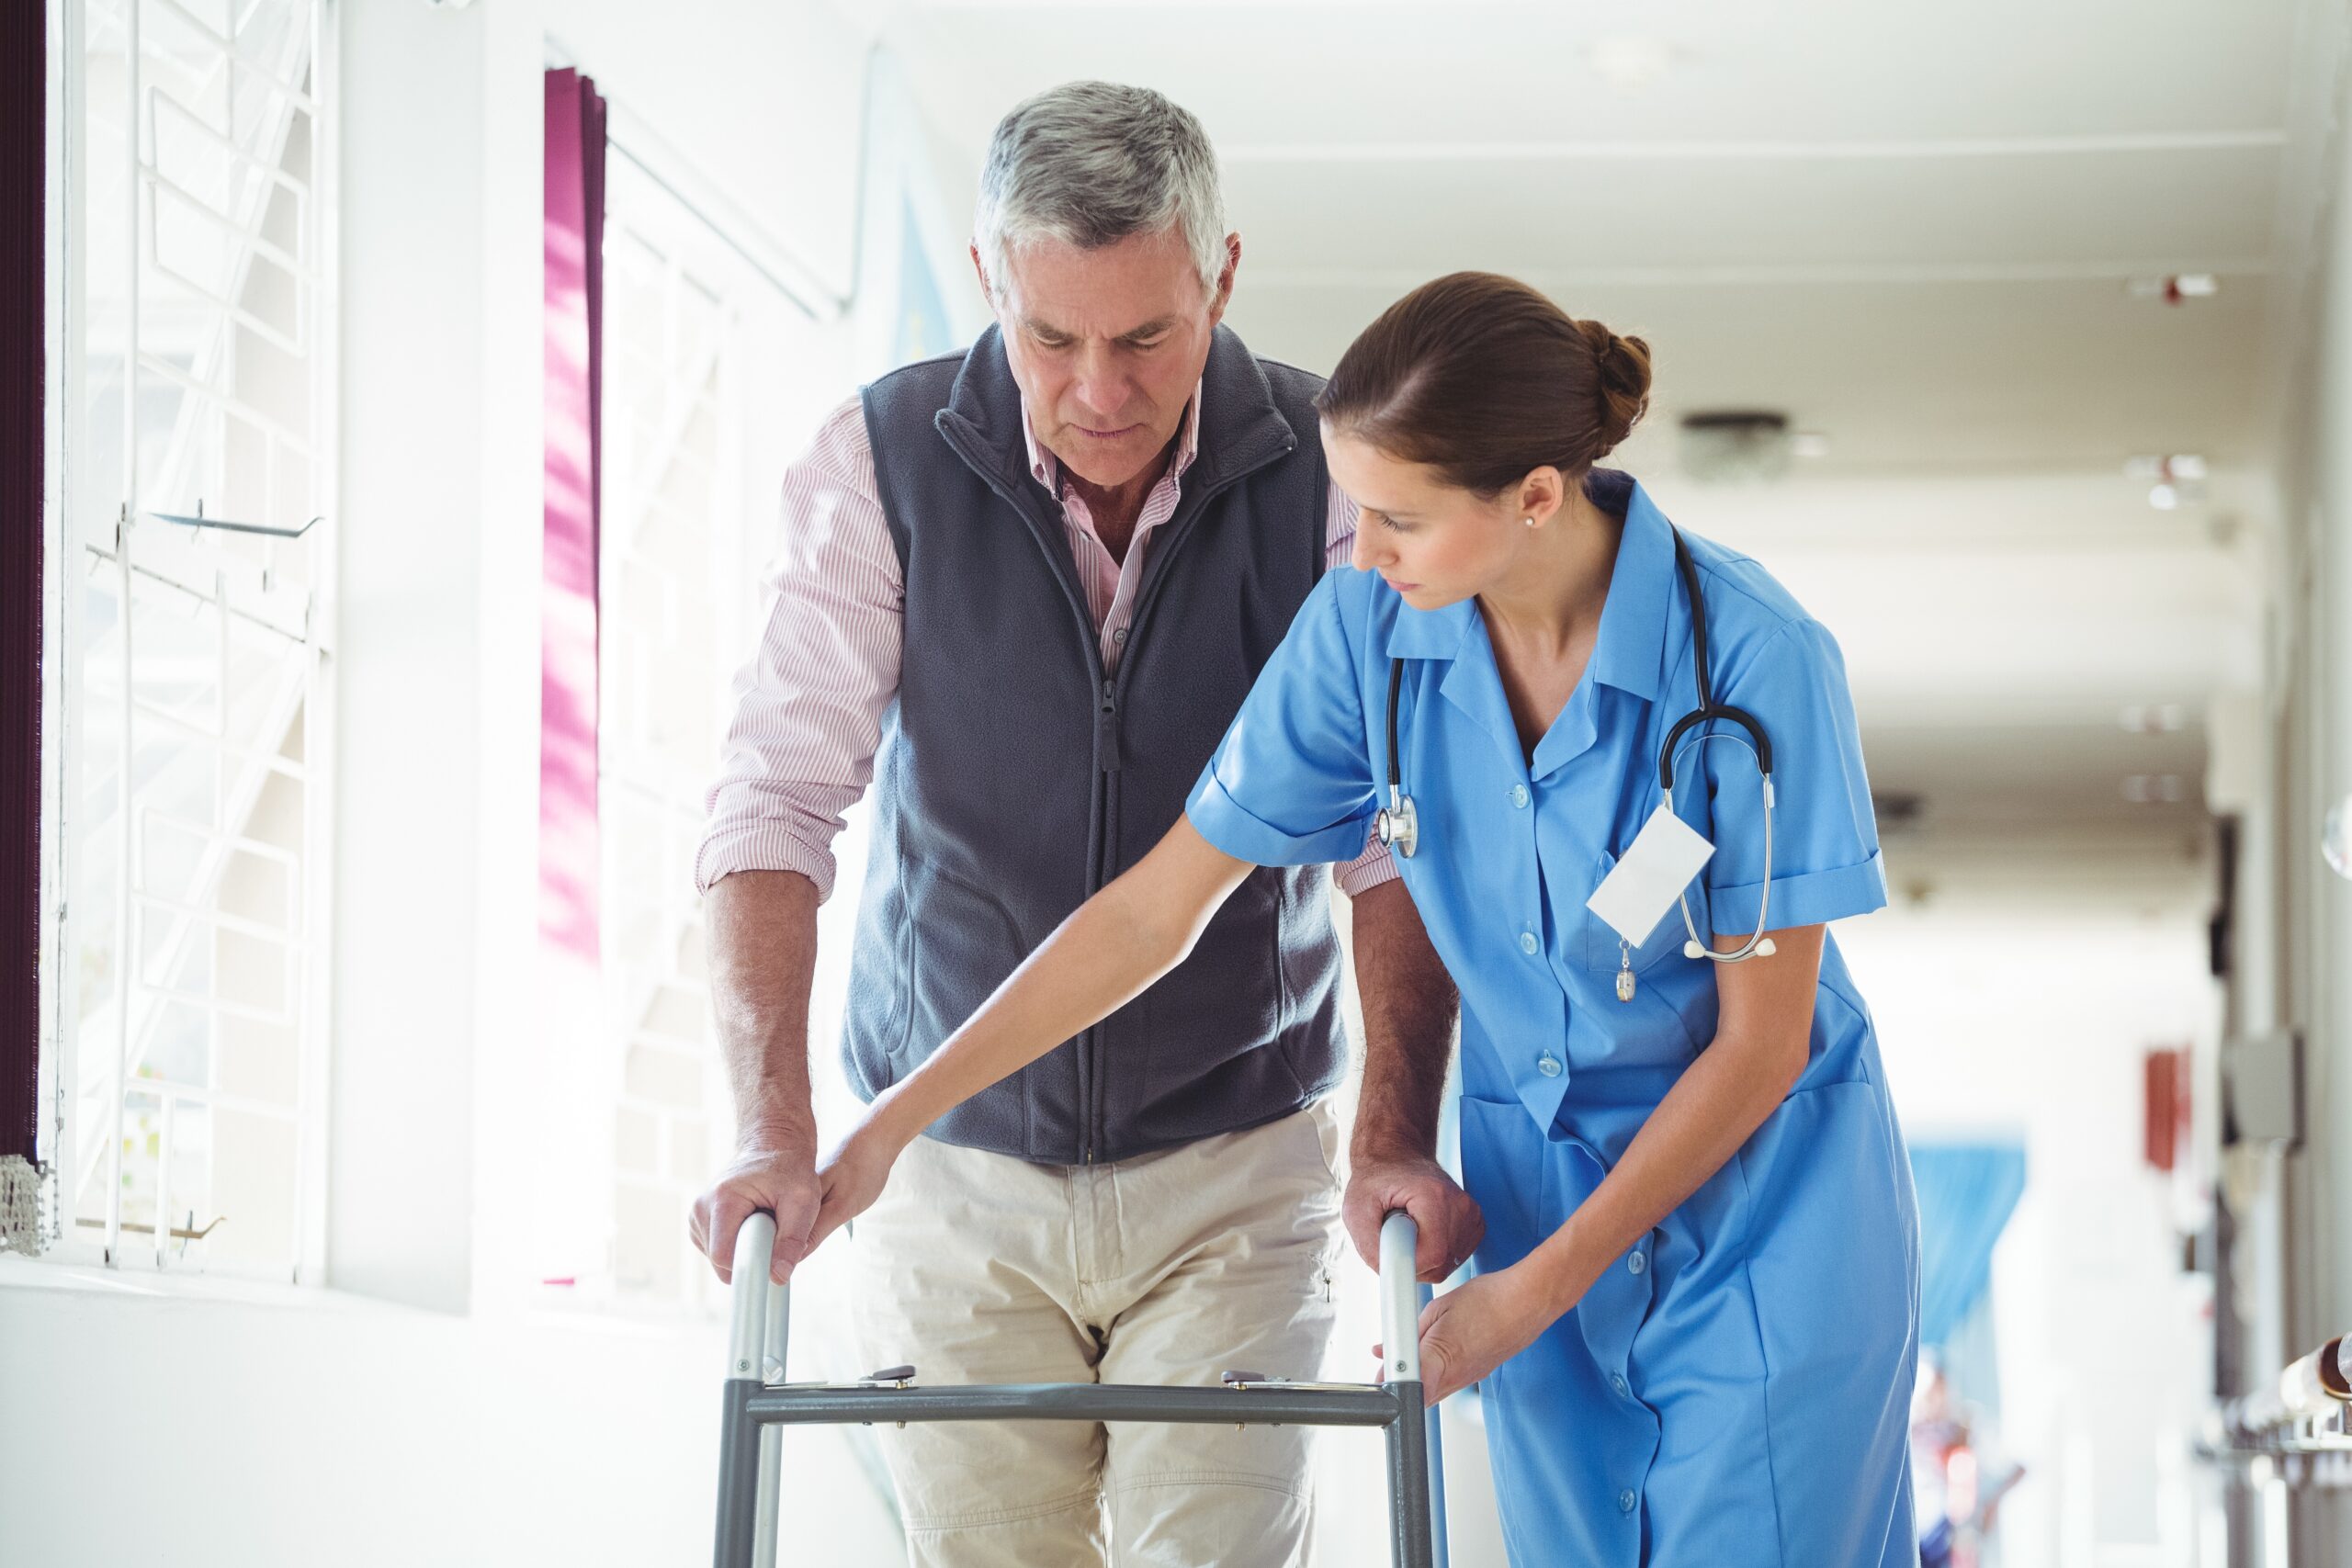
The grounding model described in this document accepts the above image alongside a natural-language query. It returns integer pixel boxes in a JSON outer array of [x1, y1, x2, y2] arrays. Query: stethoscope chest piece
[[1375, 792, 1419, 859]]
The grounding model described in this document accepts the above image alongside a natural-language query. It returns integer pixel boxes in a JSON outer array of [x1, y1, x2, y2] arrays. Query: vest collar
[[934, 322, 1298, 498]]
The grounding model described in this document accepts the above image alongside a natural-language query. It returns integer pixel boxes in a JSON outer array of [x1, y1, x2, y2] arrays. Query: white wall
[[1, 3, 911, 1564], [2248, 0, 2352, 1556], [0, 1265, 895, 1567]]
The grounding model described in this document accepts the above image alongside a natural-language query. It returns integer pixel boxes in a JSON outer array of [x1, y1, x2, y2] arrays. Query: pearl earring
[[1522, 516, 1537, 528]]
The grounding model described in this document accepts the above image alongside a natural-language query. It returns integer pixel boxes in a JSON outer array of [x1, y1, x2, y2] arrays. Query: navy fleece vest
[[843, 324, 1347, 1164]]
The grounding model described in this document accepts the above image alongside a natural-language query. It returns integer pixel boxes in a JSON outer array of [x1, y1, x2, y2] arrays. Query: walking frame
[[713, 1209, 1451, 1566]]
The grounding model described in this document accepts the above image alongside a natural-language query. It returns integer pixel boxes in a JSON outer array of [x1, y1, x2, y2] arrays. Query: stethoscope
[[1374, 526, 1779, 996]]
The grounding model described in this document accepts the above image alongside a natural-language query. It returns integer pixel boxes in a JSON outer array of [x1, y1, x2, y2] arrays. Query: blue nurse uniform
[[1186, 470, 1921, 1567]]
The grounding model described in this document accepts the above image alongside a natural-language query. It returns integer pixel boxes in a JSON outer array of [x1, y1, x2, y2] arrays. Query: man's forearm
[[1348, 879, 1459, 1161], [707, 869, 823, 1148]]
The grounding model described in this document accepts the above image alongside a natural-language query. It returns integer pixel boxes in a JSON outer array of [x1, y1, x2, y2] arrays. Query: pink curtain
[[3, 0, 47, 1205], [541, 68, 606, 963]]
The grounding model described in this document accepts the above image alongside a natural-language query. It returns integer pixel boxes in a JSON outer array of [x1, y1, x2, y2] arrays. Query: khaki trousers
[[846, 1100, 1344, 1567]]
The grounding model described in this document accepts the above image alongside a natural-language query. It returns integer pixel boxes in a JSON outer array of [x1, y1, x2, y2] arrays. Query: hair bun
[[1316, 273, 1657, 491], [1586, 323, 1652, 452]]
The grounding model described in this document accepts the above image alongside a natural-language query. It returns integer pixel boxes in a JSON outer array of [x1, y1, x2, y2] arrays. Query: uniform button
[[1519, 931, 1538, 955], [1510, 784, 1529, 808], [1536, 1054, 1562, 1077], [1113, 626, 1127, 643], [1628, 1250, 1647, 1276], [1611, 1372, 1629, 1397], [1617, 1488, 1637, 1515]]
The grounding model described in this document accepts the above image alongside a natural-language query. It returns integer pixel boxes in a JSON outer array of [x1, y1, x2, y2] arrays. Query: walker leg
[[1386, 1382, 1435, 1568], [1424, 1403, 1448, 1568], [714, 1379, 763, 1568], [752, 1425, 781, 1568], [1419, 1281, 1448, 1568]]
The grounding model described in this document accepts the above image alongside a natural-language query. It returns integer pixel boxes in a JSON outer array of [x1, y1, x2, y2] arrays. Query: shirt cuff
[[1335, 828, 1403, 899], [694, 821, 840, 902], [1704, 851, 1887, 935], [1186, 772, 1377, 869]]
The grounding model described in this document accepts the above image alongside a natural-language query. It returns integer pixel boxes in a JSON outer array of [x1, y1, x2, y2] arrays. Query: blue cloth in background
[[1908, 1141, 2028, 1349], [893, 197, 953, 365]]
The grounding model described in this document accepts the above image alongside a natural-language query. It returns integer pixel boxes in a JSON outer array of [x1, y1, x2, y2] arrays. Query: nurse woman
[[808, 271, 1921, 1567]]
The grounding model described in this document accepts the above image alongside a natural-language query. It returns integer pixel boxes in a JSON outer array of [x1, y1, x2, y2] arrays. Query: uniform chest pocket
[[1578, 848, 1695, 975]]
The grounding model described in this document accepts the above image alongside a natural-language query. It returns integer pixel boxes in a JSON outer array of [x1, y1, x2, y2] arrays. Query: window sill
[[0, 1252, 392, 1315], [0, 1252, 733, 1340]]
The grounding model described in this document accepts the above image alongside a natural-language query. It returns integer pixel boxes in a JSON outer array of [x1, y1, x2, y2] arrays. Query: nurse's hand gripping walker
[[1376, 526, 1777, 1003], [711, 1210, 1450, 1568]]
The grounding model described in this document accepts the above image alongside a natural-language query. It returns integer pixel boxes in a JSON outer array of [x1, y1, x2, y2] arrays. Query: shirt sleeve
[[694, 397, 903, 902], [1320, 481, 1402, 898], [1696, 617, 1886, 933], [1187, 570, 1384, 868]]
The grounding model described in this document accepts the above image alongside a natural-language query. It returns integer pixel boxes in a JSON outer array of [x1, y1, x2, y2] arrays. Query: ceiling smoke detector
[[1679, 411, 1792, 483]]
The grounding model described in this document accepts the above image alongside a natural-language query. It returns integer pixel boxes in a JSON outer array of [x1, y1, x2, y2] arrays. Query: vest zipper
[[1080, 455, 1290, 1168], [1096, 680, 1121, 773], [1086, 679, 1119, 1165]]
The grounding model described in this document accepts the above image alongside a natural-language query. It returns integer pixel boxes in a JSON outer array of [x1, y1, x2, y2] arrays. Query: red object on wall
[[2143, 1048, 2190, 1172]]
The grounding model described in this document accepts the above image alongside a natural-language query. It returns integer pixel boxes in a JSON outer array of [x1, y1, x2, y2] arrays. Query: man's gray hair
[[974, 82, 1228, 299]]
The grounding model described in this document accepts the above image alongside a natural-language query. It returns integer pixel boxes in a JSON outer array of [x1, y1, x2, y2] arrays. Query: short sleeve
[[1186, 572, 1383, 867], [1697, 618, 1886, 932]]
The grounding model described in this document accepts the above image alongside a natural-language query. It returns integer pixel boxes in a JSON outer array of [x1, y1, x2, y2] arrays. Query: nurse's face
[[1329, 426, 1556, 610], [975, 225, 1239, 491]]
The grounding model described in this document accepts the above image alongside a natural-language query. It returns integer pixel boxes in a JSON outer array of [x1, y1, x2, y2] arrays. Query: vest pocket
[[902, 859, 1030, 1063], [1136, 871, 1288, 1089]]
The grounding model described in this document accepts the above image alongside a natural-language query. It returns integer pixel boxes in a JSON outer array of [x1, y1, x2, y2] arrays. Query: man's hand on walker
[[1343, 1155, 1485, 1282], [689, 1139, 822, 1286]]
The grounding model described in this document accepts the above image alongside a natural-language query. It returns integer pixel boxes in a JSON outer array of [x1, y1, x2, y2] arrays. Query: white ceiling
[[853, 0, 2303, 852]]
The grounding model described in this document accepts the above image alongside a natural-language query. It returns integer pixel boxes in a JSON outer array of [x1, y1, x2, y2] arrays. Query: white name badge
[[1585, 805, 1716, 947]]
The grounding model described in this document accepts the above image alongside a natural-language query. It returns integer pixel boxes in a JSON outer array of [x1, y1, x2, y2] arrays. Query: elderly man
[[690, 81, 1472, 1566]]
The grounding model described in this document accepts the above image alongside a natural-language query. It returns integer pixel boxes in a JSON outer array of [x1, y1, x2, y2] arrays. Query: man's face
[[976, 224, 1238, 490]]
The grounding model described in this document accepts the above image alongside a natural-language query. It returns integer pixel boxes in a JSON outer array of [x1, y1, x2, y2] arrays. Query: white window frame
[[39, 0, 338, 1283], [592, 146, 751, 1313]]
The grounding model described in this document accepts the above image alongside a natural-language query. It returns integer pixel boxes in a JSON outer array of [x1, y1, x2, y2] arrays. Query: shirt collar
[[1587, 469, 1674, 703], [1382, 468, 1675, 705], [1022, 379, 1206, 497]]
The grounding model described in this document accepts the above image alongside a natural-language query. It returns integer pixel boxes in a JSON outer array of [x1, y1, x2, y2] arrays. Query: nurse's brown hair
[[1315, 272, 1652, 496]]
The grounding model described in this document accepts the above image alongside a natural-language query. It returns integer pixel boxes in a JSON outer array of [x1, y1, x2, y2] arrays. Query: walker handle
[[1378, 1211, 1422, 1386], [718, 1212, 787, 1568], [725, 1211, 790, 1384]]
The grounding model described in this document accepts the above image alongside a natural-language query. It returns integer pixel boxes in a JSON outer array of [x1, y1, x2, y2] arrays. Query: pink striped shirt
[[695, 386, 1399, 903]]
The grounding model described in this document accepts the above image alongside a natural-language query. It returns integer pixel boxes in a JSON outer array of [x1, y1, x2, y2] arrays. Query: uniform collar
[[1382, 467, 1671, 703], [1587, 469, 1674, 704]]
